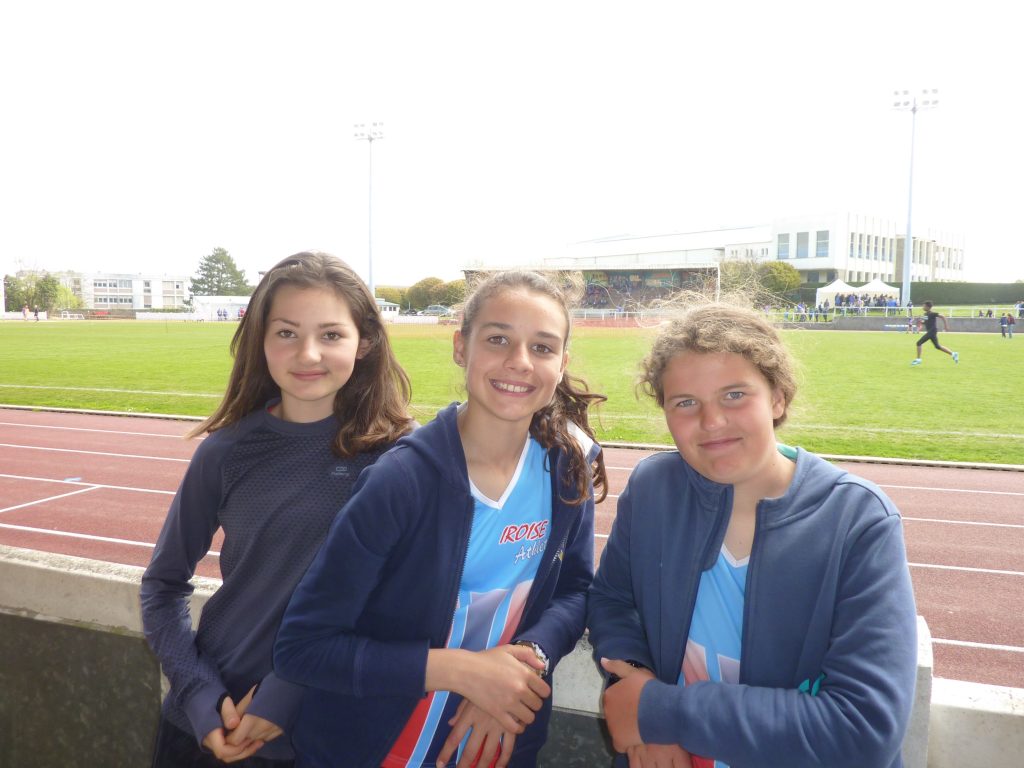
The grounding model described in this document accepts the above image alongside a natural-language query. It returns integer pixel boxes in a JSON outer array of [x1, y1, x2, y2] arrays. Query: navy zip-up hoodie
[[274, 402, 598, 766], [588, 448, 917, 768]]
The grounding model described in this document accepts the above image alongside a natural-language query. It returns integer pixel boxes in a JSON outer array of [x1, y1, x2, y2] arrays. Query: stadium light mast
[[893, 89, 938, 308], [354, 121, 384, 298]]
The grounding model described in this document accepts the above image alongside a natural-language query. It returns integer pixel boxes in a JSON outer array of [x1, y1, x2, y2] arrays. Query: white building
[[58, 272, 190, 310], [538, 214, 965, 285]]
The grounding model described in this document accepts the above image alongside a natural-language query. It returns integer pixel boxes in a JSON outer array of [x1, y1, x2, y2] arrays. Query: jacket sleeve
[[638, 510, 918, 768], [514, 474, 595, 669], [139, 437, 228, 745], [273, 453, 430, 700], [586, 477, 657, 670]]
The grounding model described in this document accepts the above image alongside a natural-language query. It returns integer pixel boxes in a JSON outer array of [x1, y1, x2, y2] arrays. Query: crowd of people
[[139, 252, 918, 768]]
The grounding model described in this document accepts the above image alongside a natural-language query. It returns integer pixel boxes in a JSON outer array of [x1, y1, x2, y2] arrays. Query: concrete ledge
[[927, 678, 1024, 768], [1, 545, 1022, 768]]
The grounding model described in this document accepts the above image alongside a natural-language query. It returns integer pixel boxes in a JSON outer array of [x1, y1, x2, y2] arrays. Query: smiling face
[[661, 350, 789, 497], [453, 287, 569, 433], [263, 284, 366, 423]]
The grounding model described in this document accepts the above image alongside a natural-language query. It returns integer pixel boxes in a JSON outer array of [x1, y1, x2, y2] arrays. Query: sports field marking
[[0, 421, 192, 439], [881, 484, 1024, 498], [0, 383, 220, 398], [0, 473, 176, 496], [0, 485, 100, 514], [908, 562, 1024, 577], [931, 638, 1024, 654], [0, 443, 191, 463], [0, 521, 220, 557], [903, 517, 1024, 529]]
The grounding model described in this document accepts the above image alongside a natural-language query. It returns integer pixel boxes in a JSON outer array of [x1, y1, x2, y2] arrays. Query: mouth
[[291, 371, 327, 381], [490, 379, 535, 395], [699, 437, 741, 451]]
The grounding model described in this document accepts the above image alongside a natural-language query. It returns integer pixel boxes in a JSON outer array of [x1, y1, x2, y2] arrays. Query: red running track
[[1, 408, 1021, 688]]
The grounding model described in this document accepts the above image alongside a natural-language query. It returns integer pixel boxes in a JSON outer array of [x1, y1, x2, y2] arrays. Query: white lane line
[[0, 522, 219, 557], [903, 517, 1024, 529], [0, 472, 175, 496], [0, 383, 219, 398], [0, 443, 190, 463], [881, 483, 1024, 498], [909, 562, 1024, 577], [931, 638, 1024, 654], [0, 421, 191, 439], [0, 486, 101, 514]]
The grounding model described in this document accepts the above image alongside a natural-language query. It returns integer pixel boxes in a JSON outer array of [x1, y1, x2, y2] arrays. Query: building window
[[815, 231, 829, 258], [806, 271, 819, 283], [796, 232, 809, 258], [777, 234, 790, 259], [849, 234, 855, 258]]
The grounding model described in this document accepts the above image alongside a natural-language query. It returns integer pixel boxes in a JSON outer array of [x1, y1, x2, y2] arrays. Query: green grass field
[[1, 319, 1021, 464]]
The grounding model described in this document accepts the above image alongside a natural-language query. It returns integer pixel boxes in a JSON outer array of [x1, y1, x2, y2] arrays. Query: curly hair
[[637, 303, 797, 427]]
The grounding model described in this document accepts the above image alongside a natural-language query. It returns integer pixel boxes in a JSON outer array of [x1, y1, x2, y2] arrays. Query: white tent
[[858, 278, 901, 301], [815, 279, 858, 308]]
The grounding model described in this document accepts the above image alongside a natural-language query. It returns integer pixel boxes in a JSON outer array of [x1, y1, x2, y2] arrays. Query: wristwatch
[[515, 640, 550, 677]]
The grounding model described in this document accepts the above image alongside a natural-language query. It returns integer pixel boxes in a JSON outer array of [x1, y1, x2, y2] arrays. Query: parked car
[[420, 304, 452, 316]]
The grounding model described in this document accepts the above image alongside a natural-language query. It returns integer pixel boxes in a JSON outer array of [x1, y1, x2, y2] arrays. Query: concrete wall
[[1, 545, 1022, 767]]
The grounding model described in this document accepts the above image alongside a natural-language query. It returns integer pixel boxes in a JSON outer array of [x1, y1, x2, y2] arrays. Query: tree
[[440, 279, 467, 307], [56, 284, 84, 310], [3, 272, 61, 311], [190, 248, 253, 296], [376, 285, 407, 308], [719, 256, 801, 306], [760, 261, 802, 296], [406, 277, 445, 310]]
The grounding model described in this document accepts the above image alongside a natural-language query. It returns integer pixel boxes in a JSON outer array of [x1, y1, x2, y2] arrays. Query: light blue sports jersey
[[385, 436, 552, 767], [678, 546, 748, 768]]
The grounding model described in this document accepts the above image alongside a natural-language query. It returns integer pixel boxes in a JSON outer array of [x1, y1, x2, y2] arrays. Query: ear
[[770, 388, 786, 421], [355, 337, 371, 360], [452, 330, 466, 367], [559, 351, 569, 381]]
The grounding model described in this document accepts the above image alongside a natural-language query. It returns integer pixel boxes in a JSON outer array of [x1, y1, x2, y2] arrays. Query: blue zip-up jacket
[[274, 402, 598, 767], [587, 449, 917, 768]]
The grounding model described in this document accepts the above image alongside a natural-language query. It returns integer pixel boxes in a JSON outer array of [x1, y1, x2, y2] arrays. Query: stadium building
[[57, 271, 190, 310], [467, 214, 965, 306]]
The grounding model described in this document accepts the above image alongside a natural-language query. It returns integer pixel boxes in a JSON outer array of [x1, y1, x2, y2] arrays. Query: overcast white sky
[[2, 1, 1021, 288]]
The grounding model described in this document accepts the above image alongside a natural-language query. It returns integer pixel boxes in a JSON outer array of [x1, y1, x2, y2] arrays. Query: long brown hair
[[459, 270, 608, 505], [189, 251, 413, 455]]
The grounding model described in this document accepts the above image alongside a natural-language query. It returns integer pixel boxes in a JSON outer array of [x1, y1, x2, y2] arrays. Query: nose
[[700, 402, 725, 431], [504, 342, 533, 372], [297, 336, 321, 364]]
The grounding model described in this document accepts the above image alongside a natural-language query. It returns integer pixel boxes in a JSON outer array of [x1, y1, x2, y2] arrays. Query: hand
[[435, 699, 516, 768], [432, 645, 550, 735], [202, 686, 265, 762], [626, 744, 693, 768], [601, 658, 655, 754]]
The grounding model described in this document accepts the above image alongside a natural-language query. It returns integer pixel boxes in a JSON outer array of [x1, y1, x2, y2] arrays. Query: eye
[[323, 331, 343, 341], [724, 391, 746, 402], [673, 398, 697, 409], [486, 335, 509, 346], [532, 343, 555, 354], [275, 328, 296, 339]]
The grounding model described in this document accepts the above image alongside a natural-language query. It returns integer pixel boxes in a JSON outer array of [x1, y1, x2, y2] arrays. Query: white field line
[[902, 517, 1024, 529], [0, 383, 219, 398], [880, 484, 1024, 498], [930, 638, 1024, 654], [0, 485, 101, 514], [0, 443, 191, 463], [0, 522, 219, 557], [908, 562, 1024, 577], [0, 473, 175, 496], [0, 420, 191, 439]]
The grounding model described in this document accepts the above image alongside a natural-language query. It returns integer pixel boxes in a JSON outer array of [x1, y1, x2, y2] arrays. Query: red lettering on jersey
[[498, 520, 548, 544]]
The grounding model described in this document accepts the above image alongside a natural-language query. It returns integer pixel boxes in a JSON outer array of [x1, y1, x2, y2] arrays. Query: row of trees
[[3, 273, 82, 313], [377, 277, 467, 311]]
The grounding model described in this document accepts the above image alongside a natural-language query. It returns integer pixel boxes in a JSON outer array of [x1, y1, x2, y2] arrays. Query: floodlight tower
[[893, 89, 938, 308], [354, 121, 384, 298]]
